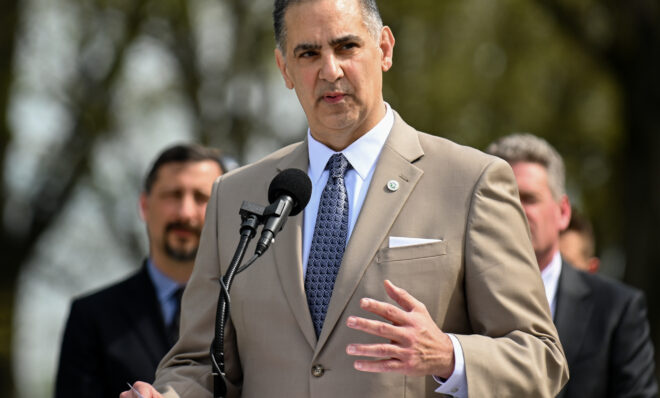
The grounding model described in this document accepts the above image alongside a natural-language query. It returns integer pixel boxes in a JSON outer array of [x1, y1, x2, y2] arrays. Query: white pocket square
[[389, 236, 442, 248]]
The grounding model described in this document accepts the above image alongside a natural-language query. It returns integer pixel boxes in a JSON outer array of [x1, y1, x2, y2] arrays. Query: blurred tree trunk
[[619, 12, 660, 375], [535, 0, 660, 378], [1, 0, 21, 394], [0, 1, 148, 395], [2, 0, 280, 394]]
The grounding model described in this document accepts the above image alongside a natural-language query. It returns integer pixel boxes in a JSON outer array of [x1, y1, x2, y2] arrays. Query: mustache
[[165, 222, 201, 236]]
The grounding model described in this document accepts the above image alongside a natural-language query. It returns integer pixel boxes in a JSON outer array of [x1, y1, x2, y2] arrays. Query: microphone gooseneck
[[212, 168, 312, 398]]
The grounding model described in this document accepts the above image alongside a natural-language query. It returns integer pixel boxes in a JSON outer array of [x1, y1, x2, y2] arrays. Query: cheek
[[521, 205, 536, 223], [296, 69, 317, 91], [196, 205, 208, 220]]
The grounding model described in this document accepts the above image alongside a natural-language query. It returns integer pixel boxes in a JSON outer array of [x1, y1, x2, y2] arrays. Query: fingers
[[354, 280, 424, 326], [346, 340, 404, 358], [351, 357, 406, 373], [347, 313, 404, 342], [345, 280, 455, 378], [383, 279, 420, 312], [120, 381, 162, 398], [356, 296, 408, 325]]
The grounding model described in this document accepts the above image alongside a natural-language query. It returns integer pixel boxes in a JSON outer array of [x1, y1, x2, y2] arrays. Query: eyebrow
[[329, 34, 363, 47], [293, 43, 321, 57], [292, 34, 364, 56]]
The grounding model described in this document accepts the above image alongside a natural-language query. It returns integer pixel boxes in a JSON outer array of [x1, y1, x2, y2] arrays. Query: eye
[[194, 191, 210, 204], [341, 42, 358, 50], [519, 194, 538, 205], [299, 50, 318, 58], [161, 190, 183, 200]]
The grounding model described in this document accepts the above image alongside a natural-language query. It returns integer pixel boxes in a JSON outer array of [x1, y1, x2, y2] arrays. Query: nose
[[319, 53, 343, 82], [177, 193, 197, 221]]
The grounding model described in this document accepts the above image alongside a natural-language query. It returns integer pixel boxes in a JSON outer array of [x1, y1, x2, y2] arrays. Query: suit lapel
[[269, 141, 318, 349], [317, 113, 425, 349], [554, 261, 593, 367], [123, 264, 171, 362]]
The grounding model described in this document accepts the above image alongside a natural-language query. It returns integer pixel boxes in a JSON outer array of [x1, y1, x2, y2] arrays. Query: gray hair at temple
[[486, 133, 566, 201], [273, 0, 384, 52]]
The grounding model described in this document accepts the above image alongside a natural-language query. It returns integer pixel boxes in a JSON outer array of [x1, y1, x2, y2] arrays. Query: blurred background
[[1, 0, 658, 396]]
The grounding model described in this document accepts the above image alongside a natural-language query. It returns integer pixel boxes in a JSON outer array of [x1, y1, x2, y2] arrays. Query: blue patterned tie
[[305, 153, 351, 337]]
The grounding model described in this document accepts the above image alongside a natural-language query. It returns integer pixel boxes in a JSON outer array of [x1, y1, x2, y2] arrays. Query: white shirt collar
[[307, 103, 393, 181], [540, 250, 562, 317]]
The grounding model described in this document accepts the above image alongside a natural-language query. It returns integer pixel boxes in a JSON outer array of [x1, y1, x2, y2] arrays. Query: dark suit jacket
[[555, 261, 658, 398], [55, 263, 171, 398]]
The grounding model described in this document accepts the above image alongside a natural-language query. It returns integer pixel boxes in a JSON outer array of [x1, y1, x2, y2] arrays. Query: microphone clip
[[238, 201, 267, 238], [238, 199, 291, 238]]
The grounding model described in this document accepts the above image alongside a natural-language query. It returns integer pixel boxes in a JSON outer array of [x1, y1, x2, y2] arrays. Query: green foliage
[[380, 0, 623, 250]]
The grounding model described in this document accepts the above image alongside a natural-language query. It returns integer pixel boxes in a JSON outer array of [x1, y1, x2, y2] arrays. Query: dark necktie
[[167, 287, 184, 346], [305, 153, 351, 337]]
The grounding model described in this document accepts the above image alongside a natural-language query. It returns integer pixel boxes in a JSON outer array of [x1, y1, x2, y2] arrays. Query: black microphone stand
[[210, 200, 288, 398]]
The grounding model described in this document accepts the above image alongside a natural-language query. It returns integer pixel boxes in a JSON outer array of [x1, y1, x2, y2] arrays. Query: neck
[[536, 246, 559, 272], [150, 251, 193, 284]]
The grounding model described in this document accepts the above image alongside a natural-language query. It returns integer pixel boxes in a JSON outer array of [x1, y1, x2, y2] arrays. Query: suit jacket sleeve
[[454, 159, 568, 397], [609, 289, 658, 397], [153, 178, 241, 398]]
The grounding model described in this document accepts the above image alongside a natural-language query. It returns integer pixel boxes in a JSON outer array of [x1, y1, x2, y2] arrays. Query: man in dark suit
[[55, 144, 225, 398], [487, 133, 658, 398]]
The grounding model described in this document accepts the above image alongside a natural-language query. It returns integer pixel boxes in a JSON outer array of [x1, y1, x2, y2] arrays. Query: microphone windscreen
[[268, 169, 312, 216]]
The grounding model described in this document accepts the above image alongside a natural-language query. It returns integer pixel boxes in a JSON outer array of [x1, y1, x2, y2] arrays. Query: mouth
[[166, 223, 200, 239], [320, 91, 347, 104], [169, 228, 196, 238]]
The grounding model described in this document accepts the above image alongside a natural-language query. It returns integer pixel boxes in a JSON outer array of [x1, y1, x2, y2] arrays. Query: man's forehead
[[158, 160, 218, 174], [282, 0, 368, 44], [151, 161, 220, 185]]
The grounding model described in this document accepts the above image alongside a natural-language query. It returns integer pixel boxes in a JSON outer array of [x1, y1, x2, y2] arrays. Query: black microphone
[[255, 168, 312, 256]]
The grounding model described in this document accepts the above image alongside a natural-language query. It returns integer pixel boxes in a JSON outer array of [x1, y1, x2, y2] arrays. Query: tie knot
[[173, 287, 184, 304], [327, 153, 350, 178]]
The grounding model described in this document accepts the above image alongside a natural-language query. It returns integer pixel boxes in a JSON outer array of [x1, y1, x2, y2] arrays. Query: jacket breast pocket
[[376, 240, 447, 263], [371, 240, 456, 318]]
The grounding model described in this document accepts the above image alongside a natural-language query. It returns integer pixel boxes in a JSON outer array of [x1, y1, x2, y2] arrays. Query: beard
[[163, 222, 201, 262]]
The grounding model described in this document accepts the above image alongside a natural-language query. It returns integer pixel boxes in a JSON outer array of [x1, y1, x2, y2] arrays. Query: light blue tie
[[305, 153, 351, 337]]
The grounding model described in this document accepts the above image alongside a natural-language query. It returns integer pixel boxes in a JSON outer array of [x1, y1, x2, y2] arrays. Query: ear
[[587, 257, 600, 274], [275, 48, 294, 89], [379, 26, 395, 72], [139, 193, 148, 222], [557, 195, 571, 231]]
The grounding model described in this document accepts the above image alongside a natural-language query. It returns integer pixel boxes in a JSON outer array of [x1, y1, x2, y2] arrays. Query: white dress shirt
[[302, 103, 467, 397], [540, 251, 562, 318]]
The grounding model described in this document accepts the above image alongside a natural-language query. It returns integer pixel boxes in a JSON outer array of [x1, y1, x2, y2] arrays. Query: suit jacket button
[[311, 364, 325, 377]]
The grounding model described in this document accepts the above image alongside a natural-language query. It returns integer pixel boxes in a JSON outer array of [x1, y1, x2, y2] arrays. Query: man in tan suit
[[122, 0, 567, 397]]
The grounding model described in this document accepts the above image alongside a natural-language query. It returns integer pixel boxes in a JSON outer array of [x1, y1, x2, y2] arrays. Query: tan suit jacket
[[154, 112, 568, 397]]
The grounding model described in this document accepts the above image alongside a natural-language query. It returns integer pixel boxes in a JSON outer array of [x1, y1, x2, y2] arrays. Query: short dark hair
[[273, 0, 383, 51], [143, 144, 224, 194]]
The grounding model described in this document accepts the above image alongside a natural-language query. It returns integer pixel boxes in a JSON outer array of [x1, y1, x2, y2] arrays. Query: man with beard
[[55, 144, 225, 398]]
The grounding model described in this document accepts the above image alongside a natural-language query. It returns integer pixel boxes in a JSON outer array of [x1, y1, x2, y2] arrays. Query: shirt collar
[[540, 250, 562, 316], [146, 258, 185, 302], [307, 103, 393, 183]]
